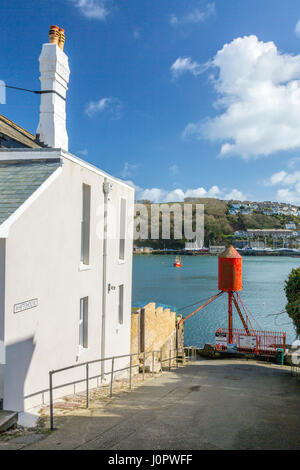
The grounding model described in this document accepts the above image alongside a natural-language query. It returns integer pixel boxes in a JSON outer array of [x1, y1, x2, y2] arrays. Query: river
[[132, 254, 299, 347]]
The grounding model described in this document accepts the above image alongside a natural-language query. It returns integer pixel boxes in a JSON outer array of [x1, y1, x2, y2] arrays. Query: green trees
[[285, 268, 300, 336]]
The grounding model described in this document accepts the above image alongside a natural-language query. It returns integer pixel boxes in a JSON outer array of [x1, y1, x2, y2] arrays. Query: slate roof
[[0, 159, 61, 225]]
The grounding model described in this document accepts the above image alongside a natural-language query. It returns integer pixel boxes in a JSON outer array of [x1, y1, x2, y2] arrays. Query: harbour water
[[132, 255, 299, 347]]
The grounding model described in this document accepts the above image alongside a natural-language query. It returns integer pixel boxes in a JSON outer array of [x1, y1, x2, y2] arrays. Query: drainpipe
[[101, 178, 113, 381]]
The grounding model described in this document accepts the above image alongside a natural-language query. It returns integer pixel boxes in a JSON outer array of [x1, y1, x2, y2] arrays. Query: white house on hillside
[[0, 28, 134, 413]]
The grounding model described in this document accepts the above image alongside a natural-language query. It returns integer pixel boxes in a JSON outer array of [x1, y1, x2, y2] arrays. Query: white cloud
[[264, 167, 300, 204], [295, 20, 300, 38], [265, 170, 300, 187], [170, 3, 215, 26], [183, 35, 300, 158], [120, 162, 138, 179], [85, 97, 123, 119], [170, 56, 208, 78], [133, 184, 245, 203], [223, 189, 245, 200], [70, 0, 111, 20]]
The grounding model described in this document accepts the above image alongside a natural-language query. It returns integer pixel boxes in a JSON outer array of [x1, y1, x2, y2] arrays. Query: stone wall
[[131, 303, 184, 371]]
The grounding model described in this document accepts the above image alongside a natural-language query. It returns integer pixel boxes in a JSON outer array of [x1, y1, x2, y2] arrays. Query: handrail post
[[86, 363, 89, 408], [49, 371, 54, 430], [143, 351, 146, 380], [129, 355, 132, 390], [169, 349, 171, 371], [176, 348, 178, 368], [110, 357, 115, 397], [152, 351, 154, 376]]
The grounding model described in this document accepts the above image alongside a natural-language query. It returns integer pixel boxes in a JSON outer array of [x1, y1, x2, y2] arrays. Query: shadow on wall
[[3, 336, 35, 411]]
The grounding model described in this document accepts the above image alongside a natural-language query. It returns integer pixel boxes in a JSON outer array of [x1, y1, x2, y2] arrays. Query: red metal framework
[[179, 246, 287, 357], [215, 327, 286, 355]]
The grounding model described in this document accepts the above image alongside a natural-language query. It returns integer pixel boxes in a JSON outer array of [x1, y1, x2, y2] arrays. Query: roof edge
[[0, 148, 135, 191]]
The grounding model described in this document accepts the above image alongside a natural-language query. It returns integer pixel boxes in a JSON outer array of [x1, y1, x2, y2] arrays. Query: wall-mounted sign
[[239, 335, 257, 349], [14, 298, 38, 314]]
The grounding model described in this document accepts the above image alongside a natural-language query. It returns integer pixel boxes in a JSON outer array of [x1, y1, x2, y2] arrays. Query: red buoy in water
[[218, 245, 242, 292]]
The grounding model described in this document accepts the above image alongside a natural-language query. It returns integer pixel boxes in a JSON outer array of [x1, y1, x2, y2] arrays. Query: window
[[79, 297, 88, 348], [81, 184, 91, 265], [118, 284, 124, 325], [119, 198, 126, 260]]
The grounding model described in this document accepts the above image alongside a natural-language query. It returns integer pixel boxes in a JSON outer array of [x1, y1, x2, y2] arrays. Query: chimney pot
[[58, 28, 65, 51], [49, 25, 60, 45]]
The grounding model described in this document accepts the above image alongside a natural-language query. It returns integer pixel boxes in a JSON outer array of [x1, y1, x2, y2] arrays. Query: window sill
[[79, 263, 92, 271], [76, 347, 90, 361]]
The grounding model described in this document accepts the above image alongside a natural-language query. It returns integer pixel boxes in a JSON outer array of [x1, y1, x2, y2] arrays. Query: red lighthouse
[[179, 244, 286, 357], [218, 246, 242, 344]]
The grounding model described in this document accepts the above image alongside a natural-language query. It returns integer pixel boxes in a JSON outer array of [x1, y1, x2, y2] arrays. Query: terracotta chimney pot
[[49, 25, 60, 45], [58, 28, 65, 51]]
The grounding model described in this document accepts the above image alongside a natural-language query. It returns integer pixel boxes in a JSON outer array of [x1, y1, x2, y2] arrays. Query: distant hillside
[[134, 198, 299, 249]]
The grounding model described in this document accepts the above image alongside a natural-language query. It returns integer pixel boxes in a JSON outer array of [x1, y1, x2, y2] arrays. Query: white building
[[209, 246, 225, 255], [0, 28, 134, 413], [285, 222, 296, 230]]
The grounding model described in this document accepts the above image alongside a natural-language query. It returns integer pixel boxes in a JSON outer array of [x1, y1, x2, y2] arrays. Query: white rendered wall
[[2, 151, 133, 411], [0, 239, 5, 402]]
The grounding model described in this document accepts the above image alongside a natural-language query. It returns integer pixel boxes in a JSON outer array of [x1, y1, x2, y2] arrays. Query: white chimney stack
[[36, 26, 70, 150]]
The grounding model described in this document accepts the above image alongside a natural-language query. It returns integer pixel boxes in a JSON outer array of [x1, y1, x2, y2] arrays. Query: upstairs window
[[81, 184, 91, 265], [119, 198, 126, 260]]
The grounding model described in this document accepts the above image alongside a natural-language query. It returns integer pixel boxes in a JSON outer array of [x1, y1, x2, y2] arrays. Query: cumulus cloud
[[85, 97, 123, 119], [170, 3, 215, 26], [69, 0, 111, 20], [183, 35, 300, 158], [295, 20, 300, 37], [170, 56, 208, 78], [131, 183, 245, 203], [264, 167, 300, 204]]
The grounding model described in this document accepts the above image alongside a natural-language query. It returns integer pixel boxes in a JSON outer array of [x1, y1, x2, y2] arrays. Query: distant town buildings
[[227, 200, 299, 217]]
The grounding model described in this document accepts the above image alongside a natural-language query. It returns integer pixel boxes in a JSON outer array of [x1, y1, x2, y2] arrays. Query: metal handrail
[[48, 346, 197, 429]]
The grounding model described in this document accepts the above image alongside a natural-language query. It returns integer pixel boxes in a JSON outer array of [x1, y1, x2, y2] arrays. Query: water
[[132, 255, 299, 347]]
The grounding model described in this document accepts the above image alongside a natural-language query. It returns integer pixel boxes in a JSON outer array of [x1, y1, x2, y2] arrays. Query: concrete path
[[3, 359, 300, 450]]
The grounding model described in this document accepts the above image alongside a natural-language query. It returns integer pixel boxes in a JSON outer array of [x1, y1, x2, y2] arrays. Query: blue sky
[[1, 0, 300, 204]]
